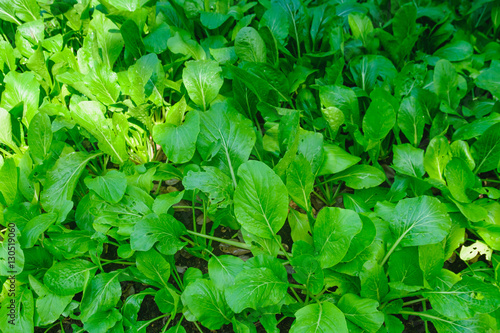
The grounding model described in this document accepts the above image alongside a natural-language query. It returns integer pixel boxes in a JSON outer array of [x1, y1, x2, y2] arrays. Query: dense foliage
[[1, 0, 500, 332]]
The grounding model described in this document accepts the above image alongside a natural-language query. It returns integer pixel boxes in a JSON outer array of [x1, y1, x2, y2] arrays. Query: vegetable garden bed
[[1, 0, 500, 332]]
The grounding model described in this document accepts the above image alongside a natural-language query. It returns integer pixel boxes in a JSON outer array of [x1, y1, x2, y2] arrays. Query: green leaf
[[85, 170, 127, 204], [27, 112, 52, 164], [0, 107, 18, 153], [182, 60, 223, 110], [419, 243, 445, 283], [421, 310, 492, 333], [286, 154, 313, 213], [0, 157, 18, 207], [433, 59, 466, 111], [319, 85, 360, 126], [350, 55, 397, 93], [123, 53, 165, 105], [208, 255, 245, 290], [167, 32, 206, 60], [80, 270, 123, 322], [423, 276, 500, 320], [291, 255, 324, 294], [0, 70, 40, 126], [338, 294, 384, 333], [89, 12, 124, 69], [388, 196, 451, 248], [424, 136, 451, 182], [182, 279, 234, 329], [29, 275, 73, 325], [183, 167, 234, 209], [83, 309, 122, 333], [388, 247, 424, 291], [197, 103, 256, 183], [84, 65, 121, 105], [317, 143, 361, 176], [19, 213, 57, 248], [392, 144, 425, 178], [120, 19, 145, 60], [0, 286, 34, 333], [471, 122, 500, 173], [363, 97, 396, 141], [144, 23, 171, 54], [342, 214, 376, 262], [71, 101, 128, 164], [44, 259, 97, 296], [444, 158, 476, 203], [290, 302, 348, 333], [288, 209, 313, 245], [153, 191, 185, 215], [225, 267, 288, 313], [235, 27, 266, 62], [40, 152, 102, 223], [348, 12, 373, 45], [136, 248, 171, 288], [131, 214, 187, 255], [398, 96, 425, 147], [360, 261, 388, 302], [322, 106, 344, 137], [434, 40, 473, 62], [234, 160, 288, 239], [314, 207, 363, 268], [153, 110, 200, 164], [476, 62, 500, 99], [0, 1, 20, 24], [329, 165, 386, 190]]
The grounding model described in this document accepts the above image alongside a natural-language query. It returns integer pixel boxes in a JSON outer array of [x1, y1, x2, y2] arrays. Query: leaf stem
[[136, 314, 170, 332], [402, 297, 428, 307]]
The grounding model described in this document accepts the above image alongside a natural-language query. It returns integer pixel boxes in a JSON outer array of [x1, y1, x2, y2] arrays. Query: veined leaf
[[290, 302, 348, 333]]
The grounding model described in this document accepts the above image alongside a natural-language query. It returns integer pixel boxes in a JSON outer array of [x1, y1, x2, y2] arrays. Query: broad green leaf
[[398, 96, 425, 147], [290, 302, 348, 333], [363, 97, 396, 141], [475, 61, 500, 99], [71, 101, 128, 164], [314, 207, 363, 268], [0, 286, 34, 333], [0, 107, 18, 153], [182, 60, 223, 110], [167, 32, 206, 60], [319, 85, 360, 126], [342, 214, 376, 262], [419, 243, 445, 283], [329, 165, 386, 190], [144, 23, 170, 54], [433, 59, 466, 111], [392, 144, 425, 178], [89, 12, 124, 68], [471, 122, 500, 173], [291, 255, 324, 294], [288, 209, 313, 245], [0, 71, 40, 126], [338, 294, 384, 333], [452, 112, 500, 141], [19, 213, 57, 248], [153, 191, 185, 216], [350, 55, 397, 93], [424, 136, 451, 182], [388, 196, 451, 248], [84, 65, 121, 105], [421, 310, 492, 333], [388, 247, 424, 291], [423, 276, 500, 320], [225, 267, 288, 313], [27, 112, 52, 164], [27, 44, 51, 92], [208, 255, 245, 290], [260, 5, 288, 45], [197, 103, 256, 183], [348, 13, 373, 46], [183, 166, 233, 209], [80, 270, 123, 321], [434, 40, 473, 62], [44, 259, 97, 296], [153, 110, 200, 164], [83, 309, 122, 333], [123, 53, 165, 105], [322, 106, 344, 137], [155, 287, 179, 314], [13, 0, 40, 22], [84, 170, 127, 204], [0, 1, 20, 24], [286, 154, 313, 213], [0, 223, 24, 275], [182, 279, 234, 329], [360, 261, 388, 302], [317, 143, 361, 176], [444, 158, 476, 203], [40, 152, 102, 223], [29, 275, 72, 325], [200, 12, 231, 29], [131, 214, 187, 255], [136, 249, 170, 288], [0, 157, 18, 207], [120, 19, 145, 60], [235, 27, 266, 62], [234, 161, 288, 239]]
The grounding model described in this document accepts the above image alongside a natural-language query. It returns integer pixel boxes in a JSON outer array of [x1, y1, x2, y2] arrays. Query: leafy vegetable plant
[[1, 0, 500, 332]]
